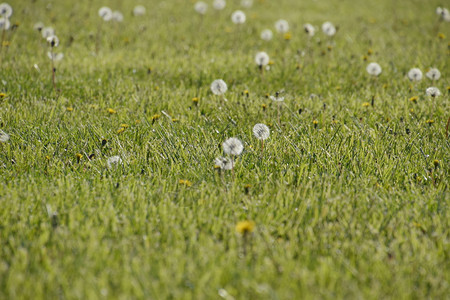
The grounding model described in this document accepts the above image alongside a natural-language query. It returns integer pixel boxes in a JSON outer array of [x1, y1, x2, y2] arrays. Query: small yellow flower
[[261, 103, 267, 111], [135, 119, 141, 124], [268, 60, 274, 65], [409, 96, 418, 103], [107, 108, 117, 114], [152, 114, 160, 121], [433, 160, 439, 168], [332, 119, 339, 124], [154, 86, 159, 91], [410, 108, 414, 113], [313, 120, 319, 125], [179, 179, 192, 187], [438, 33, 445, 39], [383, 84, 388, 89], [45, 155, 51, 160], [172, 118, 179, 122], [243, 90, 249, 97], [66, 107, 73, 112], [0, 93, 6, 98], [283, 32, 292, 40], [362, 55, 368, 61], [192, 97, 199, 105], [120, 124, 129, 128], [117, 127, 125, 134], [76, 153, 83, 161], [327, 45, 333, 51], [367, 49, 373, 55], [426, 119, 434, 125], [236, 220, 255, 234], [362, 102, 370, 107]]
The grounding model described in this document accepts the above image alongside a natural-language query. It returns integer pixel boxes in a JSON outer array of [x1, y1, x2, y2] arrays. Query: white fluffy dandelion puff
[[47, 52, 64, 61], [133, 5, 146, 16], [0, 3, 12, 18], [253, 124, 270, 140], [426, 68, 441, 81], [275, 19, 289, 33], [408, 68, 422, 81], [366, 62, 382, 76], [260, 29, 273, 41], [214, 156, 234, 170], [231, 10, 246, 24], [241, 0, 253, 8], [303, 23, 315, 36], [112, 11, 124, 22], [213, 0, 226, 10], [47, 35, 59, 47], [194, 2, 208, 15], [107, 155, 122, 169], [98, 6, 113, 21], [0, 130, 9, 142], [426, 87, 441, 97], [41, 27, 54, 39], [255, 51, 269, 67], [322, 21, 336, 36], [211, 79, 227, 95], [223, 138, 244, 156]]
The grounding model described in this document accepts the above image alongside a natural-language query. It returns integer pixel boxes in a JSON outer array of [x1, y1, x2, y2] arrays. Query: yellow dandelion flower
[[107, 108, 117, 114], [433, 160, 439, 168], [179, 179, 192, 187], [243, 90, 249, 97], [332, 119, 339, 124], [362, 102, 370, 107], [192, 97, 199, 105], [283, 32, 292, 40], [327, 45, 333, 51], [383, 84, 388, 89], [261, 103, 267, 111], [152, 114, 160, 121], [45, 155, 51, 160], [313, 120, 319, 125], [426, 119, 434, 125], [120, 124, 129, 128], [409, 96, 418, 103], [172, 118, 179, 122], [236, 220, 255, 234], [268, 60, 274, 65], [154, 86, 159, 91], [76, 153, 83, 161], [362, 55, 368, 61], [135, 119, 141, 124], [410, 108, 414, 113], [0, 92, 6, 98], [438, 33, 445, 39], [367, 49, 373, 55], [117, 127, 125, 134], [66, 107, 73, 112]]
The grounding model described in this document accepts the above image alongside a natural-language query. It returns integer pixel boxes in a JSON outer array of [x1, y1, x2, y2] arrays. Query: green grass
[[0, 0, 449, 298]]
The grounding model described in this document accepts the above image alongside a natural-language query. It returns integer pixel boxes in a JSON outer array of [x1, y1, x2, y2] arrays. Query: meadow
[[0, 0, 449, 299]]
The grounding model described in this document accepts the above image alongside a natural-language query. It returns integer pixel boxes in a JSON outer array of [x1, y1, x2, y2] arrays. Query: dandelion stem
[[51, 49, 56, 91]]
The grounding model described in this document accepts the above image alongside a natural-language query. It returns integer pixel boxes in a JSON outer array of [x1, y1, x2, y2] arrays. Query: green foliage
[[0, 0, 448, 299]]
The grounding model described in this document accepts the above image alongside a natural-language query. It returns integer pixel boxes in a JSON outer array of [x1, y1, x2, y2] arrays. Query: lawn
[[0, 0, 449, 299]]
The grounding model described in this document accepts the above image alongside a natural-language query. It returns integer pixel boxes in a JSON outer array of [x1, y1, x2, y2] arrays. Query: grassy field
[[0, 0, 449, 298]]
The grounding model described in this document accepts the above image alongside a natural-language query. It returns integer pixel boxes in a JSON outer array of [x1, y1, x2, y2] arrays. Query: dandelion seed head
[[253, 123, 270, 140], [211, 79, 227, 95], [0, 130, 9, 142], [194, 2, 207, 15], [426, 68, 441, 80], [213, 0, 226, 10], [255, 52, 269, 67], [275, 19, 289, 33], [260, 29, 273, 41], [33, 22, 44, 32], [107, 155, 122, 169], [0, 3, 12, 18], [322, 21, 336, 36], [47, 35, 59, 47], [214, 156, 234, 170], [0, 17, 9, 30], [304, 23, 315, 36], [223, 137, 243, 156], [112, 11, 124, 22], [47, 51, 64, 61], [231, 10, 246, 24], [408, 68, 422, 81], [426, 87, 441, 97], [41, 26, 54, 39], [98, 6, 113, 21], [270, 95, 284, 102], [366, 62, 382, 76], [241, 0, 253, 8], [133, 5, 146, 16]]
